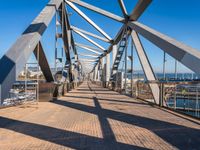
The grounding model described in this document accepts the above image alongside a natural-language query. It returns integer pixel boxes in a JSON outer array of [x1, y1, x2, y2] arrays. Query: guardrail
[[0, 81, 83, 107], [93, 80, 200, 118]]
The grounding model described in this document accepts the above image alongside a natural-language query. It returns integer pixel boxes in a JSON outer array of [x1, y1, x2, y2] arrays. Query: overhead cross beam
[[130, 0, 152, 21], [78, 53, 99, 58], [75, 43, 102, 55], [71, 26, 111, 43], [118, 0, 128, 18], [80, 57, 98, 60], [129, 21, 200, 74], [91, 23, 126, 73], [73, 29, 106, 51], [66, 0, 112, 41], [80, 60, 97, 62], [66, 0, 125, 23]]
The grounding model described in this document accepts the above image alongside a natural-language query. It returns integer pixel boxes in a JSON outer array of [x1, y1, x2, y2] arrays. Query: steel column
[[112, 45, 117, 74], [33, 42, 54, 82], [0, 0, 62, 103], [131, 30, 160, 105], [106, 53, 111, 87]]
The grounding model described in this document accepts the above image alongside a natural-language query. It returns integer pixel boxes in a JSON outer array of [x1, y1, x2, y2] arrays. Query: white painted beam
[[106, 53, 111, 83], [66, 0, 125, 23], [130, 0, 152, 21], [79, 53, 99, 58], [71, 26, 111, 43], [129, 21, 200, 74], [131, 30, 160, 104], [66, 0, 112, 40], [73, 30, 106, 51], [118, 0, 128, 17], [79, 52, 98, 57], [75, 43, 101, 52]]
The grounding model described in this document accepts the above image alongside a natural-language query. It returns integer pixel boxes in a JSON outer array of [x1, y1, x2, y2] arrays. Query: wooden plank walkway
[[0, 81, 200, 150]]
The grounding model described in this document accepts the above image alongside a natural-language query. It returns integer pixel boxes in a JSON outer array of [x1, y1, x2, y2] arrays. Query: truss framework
[[0, 0, 200, 106]]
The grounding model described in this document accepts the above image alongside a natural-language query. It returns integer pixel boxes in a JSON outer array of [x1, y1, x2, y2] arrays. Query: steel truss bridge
[[1, 0, 200, 105], [0, 0, 200, 149]]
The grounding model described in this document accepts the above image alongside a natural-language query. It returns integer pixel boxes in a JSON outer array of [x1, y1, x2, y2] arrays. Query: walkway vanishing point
[[0, 81, 200, 150]]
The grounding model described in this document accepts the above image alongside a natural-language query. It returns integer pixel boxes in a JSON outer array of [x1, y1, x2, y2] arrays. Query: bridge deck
[[0, 81, 200, 150]]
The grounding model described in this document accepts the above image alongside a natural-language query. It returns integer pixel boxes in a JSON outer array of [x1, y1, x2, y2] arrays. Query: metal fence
[[96, 80, 200, 118]]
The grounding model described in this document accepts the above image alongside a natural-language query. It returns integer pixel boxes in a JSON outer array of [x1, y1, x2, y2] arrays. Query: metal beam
[[0, 0, 62, 103], [76, 44, 101, 55], [64, 3, 78, 57], [79, 52, 98, 57], [80, 58, 98, 61], [75, 43, 102, 53], [71, 26, 111, 43], [79, 58, 97, 62], [66, 1, 112, 40], [130, 0, 152, 21], [101, 57, 106, 83], [71, 32, 78, 56], [118, 0, 128, 18], [92, 24, 126, 71], [129, 21, 200, 74], [106, 53, 111, 85], [60, 2, 74, 82], [79, 57, 98, 61], [33, 42, 54, 82], [112, 45, 117, 64], [94, 63, 99, 80], [77, 47, 101, 55], [97, 0, 152, 61], [131, 30, 160, 104], [73, 30, 106, 51], [105, 24, 126, 55], [66, 0, 125, 23], [82, 63, 95, 67], [59, 2, 71, 63], [78, 53, 99, 58]]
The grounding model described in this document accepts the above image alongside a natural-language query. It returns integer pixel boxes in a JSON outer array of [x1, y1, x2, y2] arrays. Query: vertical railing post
[[112, 45, 117, 90], [124, 41, 128, 94], [136, 81, 138, 98], [159, 82, 164, 106], [106, 53, 110, 88], [131, 39, 134, 97]]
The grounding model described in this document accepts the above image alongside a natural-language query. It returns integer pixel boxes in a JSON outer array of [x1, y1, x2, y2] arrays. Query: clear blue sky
[[0, 0, 200, 73]]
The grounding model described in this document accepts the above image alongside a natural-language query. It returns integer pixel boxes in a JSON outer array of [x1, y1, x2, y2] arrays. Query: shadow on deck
[[0, 82, 200, 149]]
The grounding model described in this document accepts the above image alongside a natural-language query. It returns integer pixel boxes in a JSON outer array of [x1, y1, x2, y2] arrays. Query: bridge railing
[[0, 80, 83, 107], [94, 80, 200, 118], [136, 80, 200, 118]]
